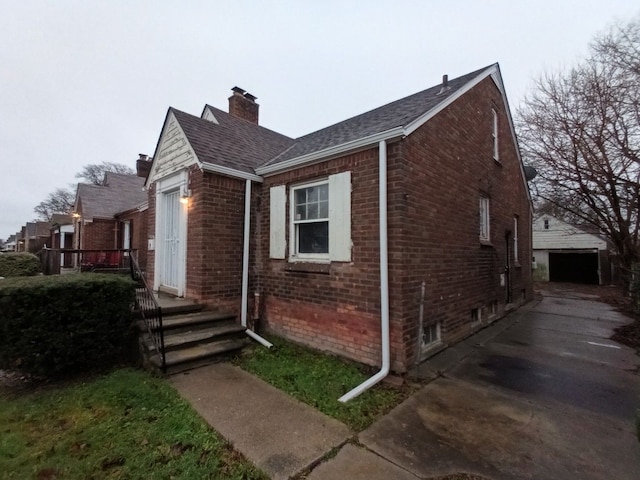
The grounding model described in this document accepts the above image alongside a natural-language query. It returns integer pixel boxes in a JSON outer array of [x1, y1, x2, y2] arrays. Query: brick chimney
[[136, 153, 152, 178], [228, 86, 259, 124]]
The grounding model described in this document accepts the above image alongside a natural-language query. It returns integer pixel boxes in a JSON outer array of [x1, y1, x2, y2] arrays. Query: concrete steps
[[137, 302, 248, 375]]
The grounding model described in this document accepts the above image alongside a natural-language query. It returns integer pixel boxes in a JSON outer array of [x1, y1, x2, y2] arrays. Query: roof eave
[[200, 162, 264, 183], [256, 126, 405, 177], [403, 64, 498, 136]]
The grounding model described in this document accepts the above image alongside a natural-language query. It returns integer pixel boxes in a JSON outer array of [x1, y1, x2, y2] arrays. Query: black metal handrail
[[129, 252, 166, 373]]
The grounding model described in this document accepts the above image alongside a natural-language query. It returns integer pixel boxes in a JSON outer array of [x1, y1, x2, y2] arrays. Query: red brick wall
[[118, 209, 149, 271], [185, 167, 248, 313], [80, 219, 116, 250], [259, 149, 399, 369], [258, 77, 532, 372], [397, 77, 533, 365], [146, 167, 258, 315]]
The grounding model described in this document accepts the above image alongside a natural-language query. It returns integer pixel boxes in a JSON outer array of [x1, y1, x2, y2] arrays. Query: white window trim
[[492, 108, 499, 162], [479, 196, 490, 242], [280, 171, 351, 263], [289, 178, 330, 262]]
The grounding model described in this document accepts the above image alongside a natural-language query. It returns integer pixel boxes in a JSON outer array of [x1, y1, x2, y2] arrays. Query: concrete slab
[[306, 443, 419, 480], [359, 292, 640, 480], [170, 363, 352, 480], [361, 376, 640, 480]]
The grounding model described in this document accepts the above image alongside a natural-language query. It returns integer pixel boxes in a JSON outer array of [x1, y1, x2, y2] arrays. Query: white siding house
[[533, 215, 610, 285]]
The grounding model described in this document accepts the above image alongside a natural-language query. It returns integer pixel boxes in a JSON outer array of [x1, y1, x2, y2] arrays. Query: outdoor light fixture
[[180, 186, 191, 204], [72, 212, 80, 218]]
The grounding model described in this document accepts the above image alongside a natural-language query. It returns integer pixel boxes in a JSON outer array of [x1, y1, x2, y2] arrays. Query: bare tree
[[34, 187, 75, 221], [76, 161, 134, 185], [33, 161, 134, 221], [517, 17, 640, 282]]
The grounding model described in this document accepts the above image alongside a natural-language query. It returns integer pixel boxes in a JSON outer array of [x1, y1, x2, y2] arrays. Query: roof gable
[[146, 110, 200, 184], [146, 106, 294, 185], [76, 173, 147, 221], [533, 215, 607, 249], [256, 64, 497, 175]]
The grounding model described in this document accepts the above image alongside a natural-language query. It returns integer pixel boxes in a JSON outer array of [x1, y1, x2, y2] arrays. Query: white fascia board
[[490, 68, 534, 209], [256, 127, 405, 176], [200, 162, 264, 183], [137, 202, 149, 212], [403, 65, 498, 136]]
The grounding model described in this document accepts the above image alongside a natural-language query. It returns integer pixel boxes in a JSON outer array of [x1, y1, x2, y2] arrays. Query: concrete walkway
[[171, 288, 640, 479], [170, 363, 352, 480]]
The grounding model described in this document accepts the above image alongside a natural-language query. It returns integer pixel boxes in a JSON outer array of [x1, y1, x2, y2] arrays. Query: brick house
[[49, 214, 75, 269], [144, 64, 533, 374], [74, 172, 149, 269]]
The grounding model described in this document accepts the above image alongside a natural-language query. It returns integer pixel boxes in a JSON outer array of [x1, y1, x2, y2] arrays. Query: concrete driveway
[[311, 287, 640, 479]]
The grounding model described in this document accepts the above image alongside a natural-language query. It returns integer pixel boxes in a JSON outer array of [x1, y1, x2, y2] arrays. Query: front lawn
[[234, 336, 417, 430], [0, 369, 266, 479]]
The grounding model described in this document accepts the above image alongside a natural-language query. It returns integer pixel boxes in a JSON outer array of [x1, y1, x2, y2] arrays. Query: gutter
[[241, 179, 273, 349], [201, 162, 264, 183], [338, 140, 390, 402]]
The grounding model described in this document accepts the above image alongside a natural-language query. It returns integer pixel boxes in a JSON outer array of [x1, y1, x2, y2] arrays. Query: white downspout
[[339, 140, 390, 402], [241, 179, 274, 349]]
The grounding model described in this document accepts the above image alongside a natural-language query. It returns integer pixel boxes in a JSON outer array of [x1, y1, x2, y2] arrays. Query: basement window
[[422, 322, 441, 348], [471, 307, 481, 325]]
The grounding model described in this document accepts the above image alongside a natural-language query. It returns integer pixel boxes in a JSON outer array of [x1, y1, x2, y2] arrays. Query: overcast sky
[[1, 0, 639, 240]]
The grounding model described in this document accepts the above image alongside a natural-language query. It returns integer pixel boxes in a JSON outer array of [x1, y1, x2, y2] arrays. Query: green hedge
[[0, 252, 41, 277], [0, 273, 136, 377]]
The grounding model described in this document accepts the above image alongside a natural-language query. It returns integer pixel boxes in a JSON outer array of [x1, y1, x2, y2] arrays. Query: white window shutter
[[269, 185, 286, 259], [329, 171, 351, 262]]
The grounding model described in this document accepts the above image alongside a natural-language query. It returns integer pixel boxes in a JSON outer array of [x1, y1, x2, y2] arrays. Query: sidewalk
[[170, 305, 539, 479], [170, 363, 352, 480]]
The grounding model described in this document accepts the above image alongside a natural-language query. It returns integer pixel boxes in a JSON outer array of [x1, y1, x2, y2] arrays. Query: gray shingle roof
[[262, 64, 494, 168], [77, 173, 147, 220], [155, 65, 495, 178], [50, 214, 73, 227], [171, 107, 294, 175]]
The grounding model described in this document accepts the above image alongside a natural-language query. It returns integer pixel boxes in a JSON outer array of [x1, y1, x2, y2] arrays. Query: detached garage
[[533, 215, 610, 285]]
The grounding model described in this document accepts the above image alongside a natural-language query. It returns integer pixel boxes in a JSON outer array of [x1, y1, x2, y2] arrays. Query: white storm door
[[162, 190, 181, 290]]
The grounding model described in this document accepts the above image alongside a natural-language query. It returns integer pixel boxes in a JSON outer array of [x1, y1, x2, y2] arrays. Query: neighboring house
[[532, 214, 611, 285], [49, 214, 75, 269], [3, 234, 16, 251], [14, 231, 24, 252], [74, 172, 149, 270], [143, 63, 533, 372], [20, 221, 51, 253]]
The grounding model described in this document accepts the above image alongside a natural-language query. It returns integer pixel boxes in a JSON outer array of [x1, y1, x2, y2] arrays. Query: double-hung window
[[492, 108, 499, 161], [479, 196, 490, 242], [269, 171, 351, 262], [292, 181, 329, 256]]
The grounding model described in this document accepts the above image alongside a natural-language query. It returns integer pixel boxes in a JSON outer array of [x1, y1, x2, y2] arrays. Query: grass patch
[[0, 368, 266, 479], [233, 336, 417, 430]]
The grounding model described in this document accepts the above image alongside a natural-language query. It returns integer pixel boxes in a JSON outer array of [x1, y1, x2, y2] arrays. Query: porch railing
[[129, 252, 166, 373], [40, 248, 133, 275]]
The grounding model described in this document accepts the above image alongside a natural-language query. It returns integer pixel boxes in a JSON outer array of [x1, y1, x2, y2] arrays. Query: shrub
[[0, 252, 41, 277], [0, 273, 136, 377]]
